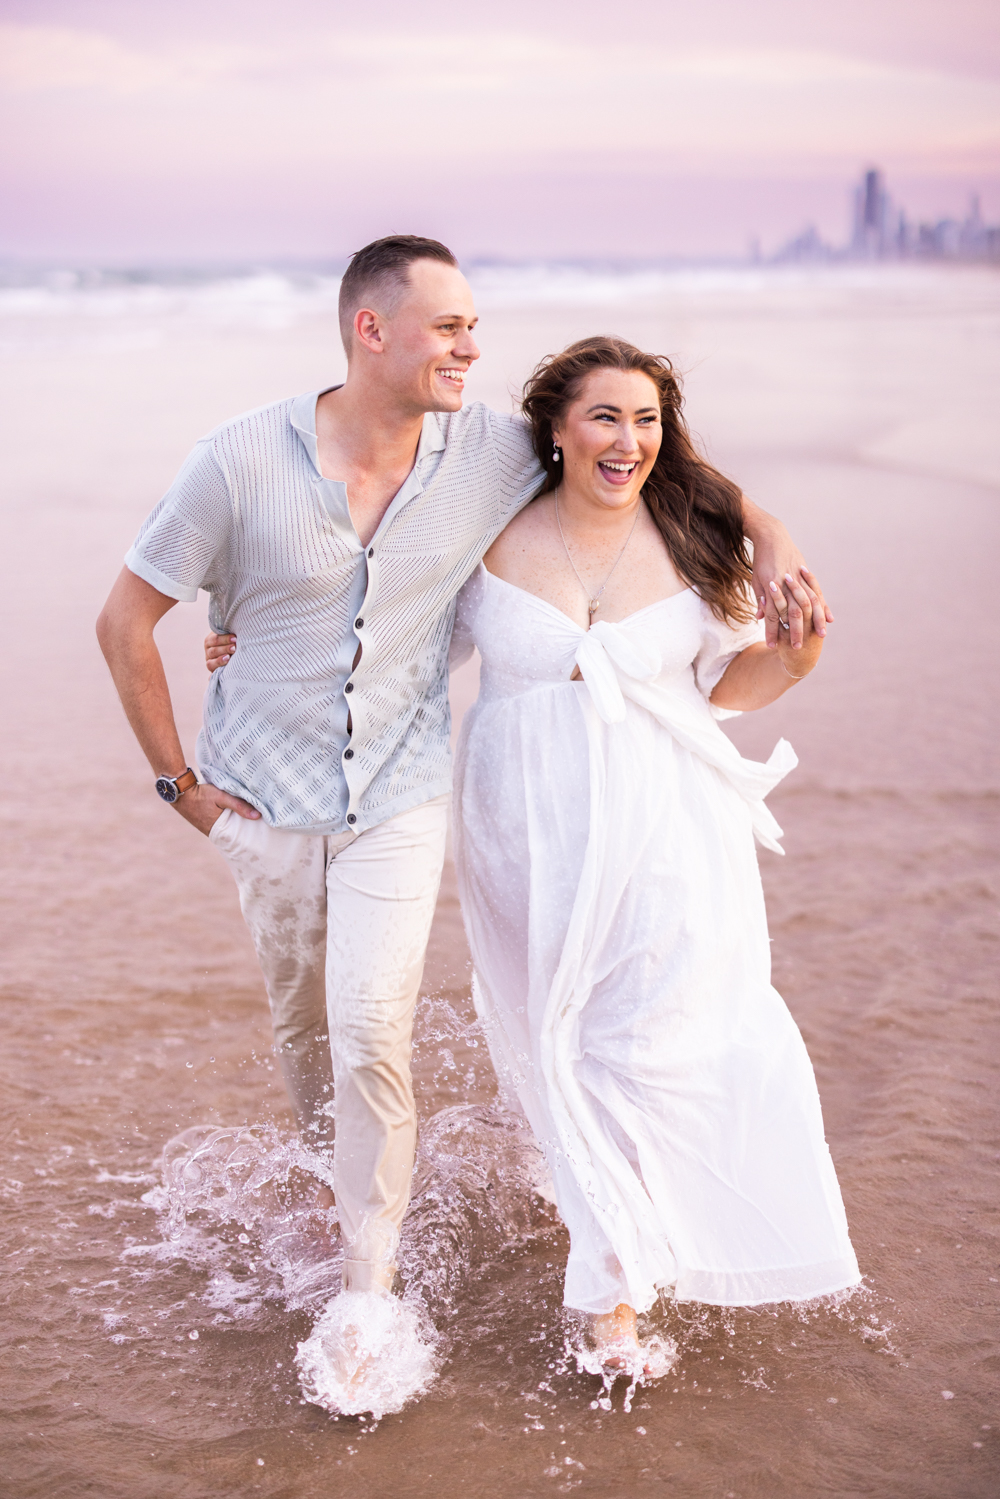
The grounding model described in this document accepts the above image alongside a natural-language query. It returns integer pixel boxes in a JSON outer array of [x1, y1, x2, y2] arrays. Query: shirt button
[[343, 748, 354, 760], [346, 813, 357, 825], [355, 618, 364, 629], [344, 682, 354, 694], [367, 547, 374, 558]]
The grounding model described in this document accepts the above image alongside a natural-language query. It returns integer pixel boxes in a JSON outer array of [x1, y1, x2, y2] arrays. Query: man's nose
[[454, 329, 480, 363]]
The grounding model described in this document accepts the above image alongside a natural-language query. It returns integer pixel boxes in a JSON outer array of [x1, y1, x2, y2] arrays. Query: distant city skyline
[[774, 166, 999, 263]]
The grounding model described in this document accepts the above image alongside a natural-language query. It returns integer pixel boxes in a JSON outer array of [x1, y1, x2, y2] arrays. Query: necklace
[[555, 489, 641, 623]]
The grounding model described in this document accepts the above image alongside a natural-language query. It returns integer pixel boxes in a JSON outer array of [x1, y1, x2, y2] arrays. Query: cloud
[[2, 19, 998, 257], [0, 24, 230, 92], [4, 22, 998, 117]]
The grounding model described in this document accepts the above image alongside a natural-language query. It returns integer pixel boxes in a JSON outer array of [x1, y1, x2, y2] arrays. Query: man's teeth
[[438, 369, 464, 381]]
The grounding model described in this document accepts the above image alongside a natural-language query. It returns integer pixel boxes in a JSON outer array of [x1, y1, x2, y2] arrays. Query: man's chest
[[231, 474, 500, 584]]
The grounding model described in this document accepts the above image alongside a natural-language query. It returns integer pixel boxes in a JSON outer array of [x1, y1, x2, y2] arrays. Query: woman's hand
[[741, 499, 833, 649], [768, 574, 825, 681], [205, 632, 235, 672], [711, 568, 828, 711]]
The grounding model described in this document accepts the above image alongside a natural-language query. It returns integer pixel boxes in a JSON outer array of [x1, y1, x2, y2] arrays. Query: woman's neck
[[554, 485, 644, 545]]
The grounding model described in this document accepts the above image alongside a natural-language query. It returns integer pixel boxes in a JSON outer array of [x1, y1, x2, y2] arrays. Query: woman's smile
[[597, 458, 639, 485]]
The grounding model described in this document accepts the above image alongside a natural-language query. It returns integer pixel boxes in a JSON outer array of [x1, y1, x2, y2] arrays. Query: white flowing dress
[[452, 565, 860, 1316]]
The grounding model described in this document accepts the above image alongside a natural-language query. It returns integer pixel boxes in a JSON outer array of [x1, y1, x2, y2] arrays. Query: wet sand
[[1, 267, 998, 1497]]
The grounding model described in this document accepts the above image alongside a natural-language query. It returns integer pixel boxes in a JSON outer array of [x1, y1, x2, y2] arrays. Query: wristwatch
[[155, 767, 198, 804]]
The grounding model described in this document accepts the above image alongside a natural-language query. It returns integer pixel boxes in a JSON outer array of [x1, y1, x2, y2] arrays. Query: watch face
[[155, 777, 178, 803]]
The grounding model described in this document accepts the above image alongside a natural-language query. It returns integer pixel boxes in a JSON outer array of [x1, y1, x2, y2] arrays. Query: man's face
[[377, 260, 480, 413]]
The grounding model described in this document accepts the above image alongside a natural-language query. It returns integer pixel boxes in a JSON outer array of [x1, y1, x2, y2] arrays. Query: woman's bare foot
[[314, 1183, 336, 1211], [592, 1302, 640, 1370]]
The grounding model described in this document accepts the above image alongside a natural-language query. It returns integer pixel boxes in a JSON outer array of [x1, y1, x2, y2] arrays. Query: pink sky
[[2, 0, 998, 261]]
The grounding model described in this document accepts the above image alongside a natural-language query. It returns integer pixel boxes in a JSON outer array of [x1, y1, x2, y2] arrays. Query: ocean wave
[[0, 260, 987, 330]]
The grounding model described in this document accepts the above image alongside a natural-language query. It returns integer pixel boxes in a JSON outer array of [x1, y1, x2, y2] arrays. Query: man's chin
[[427, 387, 465, 413]]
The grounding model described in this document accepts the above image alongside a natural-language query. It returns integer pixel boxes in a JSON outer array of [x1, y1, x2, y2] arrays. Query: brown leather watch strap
[[174, 767, 198, 796]]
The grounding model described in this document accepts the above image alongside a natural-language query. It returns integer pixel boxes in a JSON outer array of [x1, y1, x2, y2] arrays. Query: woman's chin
[[590, 481, 643, 510]]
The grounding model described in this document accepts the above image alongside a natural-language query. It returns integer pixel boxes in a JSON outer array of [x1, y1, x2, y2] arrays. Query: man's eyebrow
[[434, 311, 478, 323]]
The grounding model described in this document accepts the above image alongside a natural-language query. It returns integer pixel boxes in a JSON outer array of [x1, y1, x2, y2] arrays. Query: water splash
[[402, 1104, 557, 1315], [570, 1332, 678, 1414], [296, 1290, 439, 1418], [132, 1100, 558, 1400], [137, 1123, 342, 1316], [125, 1008, 888, 1419]]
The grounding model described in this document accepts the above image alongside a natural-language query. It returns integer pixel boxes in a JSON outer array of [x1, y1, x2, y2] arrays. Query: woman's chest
[[473, 578, 705, 685], [488, 525, 686, 633]]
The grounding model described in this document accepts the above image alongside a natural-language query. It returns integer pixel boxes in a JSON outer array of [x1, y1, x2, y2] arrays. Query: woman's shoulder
[[695, 590, 766, 649], [482, 492, 555, 571]]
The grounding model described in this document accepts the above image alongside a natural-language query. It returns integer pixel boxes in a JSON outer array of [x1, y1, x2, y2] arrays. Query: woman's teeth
[[599, 461, 636, 473]]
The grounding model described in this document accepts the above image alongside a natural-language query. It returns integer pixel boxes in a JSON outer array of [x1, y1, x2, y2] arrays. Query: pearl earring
[[552, 443, 561, 462]]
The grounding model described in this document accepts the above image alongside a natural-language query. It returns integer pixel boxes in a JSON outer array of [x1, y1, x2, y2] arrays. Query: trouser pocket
[[208, 806, 234, 849]]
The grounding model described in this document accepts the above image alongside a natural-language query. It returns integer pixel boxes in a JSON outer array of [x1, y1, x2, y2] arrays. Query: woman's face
[[551, 368, 662, 513]]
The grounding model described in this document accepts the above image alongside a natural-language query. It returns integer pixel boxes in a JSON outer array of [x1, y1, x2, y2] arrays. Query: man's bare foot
[[592, 1302, 640, 1369], [314, 1183, 336, 1211]]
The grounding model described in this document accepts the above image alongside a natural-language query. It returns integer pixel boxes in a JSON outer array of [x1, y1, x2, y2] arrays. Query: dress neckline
[[482, 566, 694, 633]]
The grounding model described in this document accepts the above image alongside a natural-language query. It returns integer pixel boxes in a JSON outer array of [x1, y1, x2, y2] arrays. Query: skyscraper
[[851, 169, 890, 258]]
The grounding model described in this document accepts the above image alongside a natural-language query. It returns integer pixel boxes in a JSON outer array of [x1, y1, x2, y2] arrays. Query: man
[[97, 235, 821, 1300]]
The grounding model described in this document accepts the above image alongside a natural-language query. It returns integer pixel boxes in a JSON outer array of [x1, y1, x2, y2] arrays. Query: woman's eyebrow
[[585, 404, 659, 415]]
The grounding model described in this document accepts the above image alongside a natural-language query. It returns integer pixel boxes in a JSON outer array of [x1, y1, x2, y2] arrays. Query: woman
[[206, 336, 860, 1374], [449, 337, 859, 1366]]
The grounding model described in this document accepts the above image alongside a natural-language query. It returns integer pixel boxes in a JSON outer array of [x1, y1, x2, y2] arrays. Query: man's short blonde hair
[[338, 235, 458, 353]]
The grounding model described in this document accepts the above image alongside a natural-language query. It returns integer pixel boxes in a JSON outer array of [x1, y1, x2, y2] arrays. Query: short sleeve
[[125, 440, 233, 602], [449, 567, 485, 670], [693, 597, 765, 717], [486, 409, 545, 513]]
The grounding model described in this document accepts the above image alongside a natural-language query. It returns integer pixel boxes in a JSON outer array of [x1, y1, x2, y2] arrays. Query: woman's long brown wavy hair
[[521, 335, 754, 624]]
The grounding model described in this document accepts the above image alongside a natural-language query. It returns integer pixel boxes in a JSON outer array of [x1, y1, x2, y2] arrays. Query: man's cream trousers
[[209, 794, 449, 1291]]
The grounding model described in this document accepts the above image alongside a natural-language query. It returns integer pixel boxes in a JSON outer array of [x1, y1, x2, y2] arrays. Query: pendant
[[589, 601, 600, 617]]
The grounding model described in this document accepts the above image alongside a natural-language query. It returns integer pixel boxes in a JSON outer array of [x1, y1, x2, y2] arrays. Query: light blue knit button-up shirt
[[126, 390, 544, 833]]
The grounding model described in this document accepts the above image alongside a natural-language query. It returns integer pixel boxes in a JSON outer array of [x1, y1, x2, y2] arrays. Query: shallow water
[[2, 266, 999, 1496]]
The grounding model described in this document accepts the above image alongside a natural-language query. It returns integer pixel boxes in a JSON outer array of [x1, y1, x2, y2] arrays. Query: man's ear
[[354, 307, 385, 354]]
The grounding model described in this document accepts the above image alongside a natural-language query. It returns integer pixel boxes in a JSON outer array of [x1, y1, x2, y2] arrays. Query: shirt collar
[[291, 390, 447, 478]]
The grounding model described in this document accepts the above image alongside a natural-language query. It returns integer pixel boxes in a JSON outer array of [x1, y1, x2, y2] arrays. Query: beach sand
[[1, 265, 997, 1497]]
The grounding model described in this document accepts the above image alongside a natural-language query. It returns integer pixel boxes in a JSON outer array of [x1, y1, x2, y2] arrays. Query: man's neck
[[315, 375, 430, 546]]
